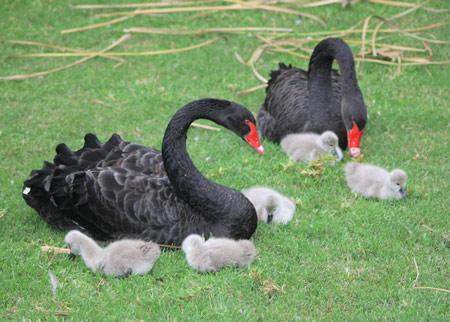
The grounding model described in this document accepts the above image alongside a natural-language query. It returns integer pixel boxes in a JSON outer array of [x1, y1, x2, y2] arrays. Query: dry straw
[[412, 258, 450, 294], [2, 0, 449, 83], [191, 122, 221, 131], [90, 3, 325, 27], [123, 26, 293, 36], [0, 34, 131, 81], [18, 37, 220, 58]]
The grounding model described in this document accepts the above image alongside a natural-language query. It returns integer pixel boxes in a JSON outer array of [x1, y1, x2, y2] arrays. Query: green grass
[[1, 0, 449, 320]]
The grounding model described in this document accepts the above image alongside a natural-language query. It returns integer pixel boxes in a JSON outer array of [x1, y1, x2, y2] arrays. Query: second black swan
[[23, 99, 264, 245], [258, 37, 367, 157]]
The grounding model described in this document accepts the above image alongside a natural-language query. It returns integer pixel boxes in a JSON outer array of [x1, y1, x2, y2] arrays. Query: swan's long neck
[[161, 100, 252, 226], [307, 38, 360, 100], [78, 235, 103, 270]]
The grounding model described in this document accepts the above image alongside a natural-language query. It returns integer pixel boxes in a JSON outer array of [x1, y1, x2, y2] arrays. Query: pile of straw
[[1, 0, 448, 84]]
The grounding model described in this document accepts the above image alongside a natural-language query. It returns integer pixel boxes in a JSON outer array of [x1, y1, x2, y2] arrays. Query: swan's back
[[345, 163, 388, 197], [102, 240, 161, 275], [182, 234, 256, 272], [204, 238, 256, 269], [23, 134, 202, 244], [280, 133, 321, 154]]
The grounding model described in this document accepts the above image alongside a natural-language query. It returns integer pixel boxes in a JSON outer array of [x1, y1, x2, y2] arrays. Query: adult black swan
[[23, 99, 264, 246], [258, 37, 367, 157]]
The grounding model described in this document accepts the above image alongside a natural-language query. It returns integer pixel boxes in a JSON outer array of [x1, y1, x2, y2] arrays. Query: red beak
[[245, 120, 264, 155], [347, 120, 363, 157]]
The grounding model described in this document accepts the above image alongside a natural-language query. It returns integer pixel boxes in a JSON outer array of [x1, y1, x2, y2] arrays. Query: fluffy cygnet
[[65, 230, 161, 277], [280, 131, 343, 162], [181, 234, 256, 272], [241, 186, 296, 224], [345, 162, 408, 200]]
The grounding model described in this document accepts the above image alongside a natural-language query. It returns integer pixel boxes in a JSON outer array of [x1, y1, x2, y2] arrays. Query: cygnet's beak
[[348, 121, 363, 158], [245, 120, 265, 155], [399, 187, 407, 198], [332, 147, 344, 161]]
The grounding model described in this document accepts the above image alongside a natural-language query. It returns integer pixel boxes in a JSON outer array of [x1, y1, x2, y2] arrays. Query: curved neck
[[80, 235, 103, 261], [161, 100, 246, 222], [307, 38, 360, 97]]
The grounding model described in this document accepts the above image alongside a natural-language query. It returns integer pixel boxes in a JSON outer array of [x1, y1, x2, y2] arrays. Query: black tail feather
[[83, 133, 102, 149], [54, 144, 78, 166], [266, 63, 293, 92], [23, 133, 126, 234], [23, 164, 81, 231]]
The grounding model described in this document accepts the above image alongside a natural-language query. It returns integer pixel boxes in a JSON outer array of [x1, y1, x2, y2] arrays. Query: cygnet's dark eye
[[396, 183, 400, 186]]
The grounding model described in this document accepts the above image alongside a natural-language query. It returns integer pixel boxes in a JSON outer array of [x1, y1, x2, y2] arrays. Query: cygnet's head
[[320, 131, 339, 152], [64, 230, 86, 255], [181, 234, 204, 253], [388, 169, 408, 198], [265, 195, 278, 223], [237, 240, 257, 258]]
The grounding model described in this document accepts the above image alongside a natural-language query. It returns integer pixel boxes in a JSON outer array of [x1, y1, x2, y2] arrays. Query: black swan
[[258, 37, 367, 157], [23, 99, 264, 245], [181, 234, 256, 272], [65, 230, 161, 277]]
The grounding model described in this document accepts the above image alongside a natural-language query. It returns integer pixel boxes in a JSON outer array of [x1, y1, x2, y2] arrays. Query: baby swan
[[65, 230, 161, 277], [241, 186, 296, 224], [280, 131, 343, 162], [182, 234, 256, 272], [345, 162, 408, 200]]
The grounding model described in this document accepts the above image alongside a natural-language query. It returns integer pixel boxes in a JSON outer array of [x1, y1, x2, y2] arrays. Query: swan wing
[[23, 134, 189, 243], [55, 133, 165, 176], [81, 167, 185, 242], [259, 65, 310, 142]]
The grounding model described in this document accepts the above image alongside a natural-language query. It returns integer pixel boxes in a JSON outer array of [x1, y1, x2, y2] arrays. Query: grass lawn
[[0, 0, 449, 320]]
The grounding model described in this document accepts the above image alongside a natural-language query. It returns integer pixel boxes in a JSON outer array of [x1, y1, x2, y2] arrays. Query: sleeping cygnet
[[181, 234, 256, 272], [345, 162, 408, 200], [64, 230, 161, 277], [241, 186, 296, 224], [280, 131, 343, 162]]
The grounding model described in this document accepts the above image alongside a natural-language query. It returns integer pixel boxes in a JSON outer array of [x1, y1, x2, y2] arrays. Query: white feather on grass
[[48, 270, 58, 296]]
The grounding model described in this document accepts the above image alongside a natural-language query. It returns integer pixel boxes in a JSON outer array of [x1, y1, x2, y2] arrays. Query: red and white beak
[[245, 120, 264, 155], [348, 120, 363, 158]]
